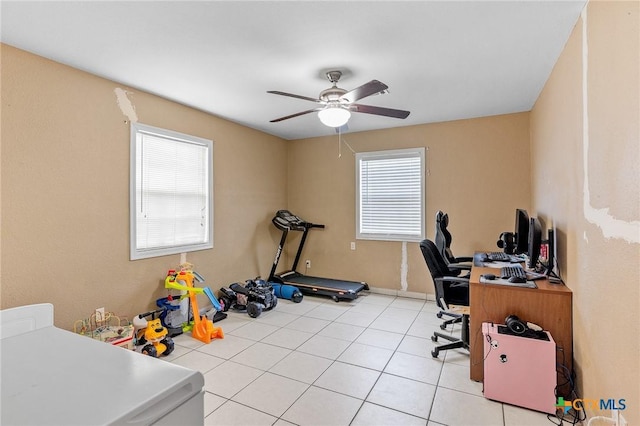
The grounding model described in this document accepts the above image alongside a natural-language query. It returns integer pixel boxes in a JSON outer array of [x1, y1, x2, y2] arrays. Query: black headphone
[[505, 315, 527, 334], [505, 314, 543, 334], [496, 232, 515, 254]]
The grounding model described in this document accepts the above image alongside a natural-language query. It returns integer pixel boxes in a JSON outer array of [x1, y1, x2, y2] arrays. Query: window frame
[[129, 122, 213, 260], [355, 147, 426, 242]]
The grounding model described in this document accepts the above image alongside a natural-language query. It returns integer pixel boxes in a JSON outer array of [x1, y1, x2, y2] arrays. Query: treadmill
[[268, 209, 369, 302]]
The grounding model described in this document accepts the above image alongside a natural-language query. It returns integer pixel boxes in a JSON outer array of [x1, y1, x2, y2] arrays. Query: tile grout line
[[179, 294, 488, 425]]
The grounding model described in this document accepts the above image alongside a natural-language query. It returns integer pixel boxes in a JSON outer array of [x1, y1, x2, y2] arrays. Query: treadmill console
[[273, 210, 327, 231], [272, 210, 306, 231]]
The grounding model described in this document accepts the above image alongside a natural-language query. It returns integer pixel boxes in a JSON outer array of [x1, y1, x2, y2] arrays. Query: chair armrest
[[453, 256, 474, 263], [439, 276, 469, 285], [433, 276, 469, 309], [448, 262, 472, 271], [441, 277, 470, 290], [434, 276, 469, 295]]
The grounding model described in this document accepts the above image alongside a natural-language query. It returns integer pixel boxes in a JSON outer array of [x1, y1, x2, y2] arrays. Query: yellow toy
[[166, 266, 224, 344], [133, 311, 174, 358], [140, 317, 175, 358], [165, 269, 223, 311]]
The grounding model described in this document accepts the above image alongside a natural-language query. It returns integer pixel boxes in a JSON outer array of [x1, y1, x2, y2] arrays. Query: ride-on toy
[[133, 311, 175, 358], [218, 279, 277, 318], [167, 269, 224, 344]]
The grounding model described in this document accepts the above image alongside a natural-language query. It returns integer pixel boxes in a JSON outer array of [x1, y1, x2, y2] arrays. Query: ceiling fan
[[268, 70, 410, 128]]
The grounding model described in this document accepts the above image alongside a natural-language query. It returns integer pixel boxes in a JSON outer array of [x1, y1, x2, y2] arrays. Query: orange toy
[[175, 270, 224, 344]]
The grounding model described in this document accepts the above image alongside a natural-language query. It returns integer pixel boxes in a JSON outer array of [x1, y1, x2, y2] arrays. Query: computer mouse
[[483, 274, 496, 280], [508, 276, 526, 283]]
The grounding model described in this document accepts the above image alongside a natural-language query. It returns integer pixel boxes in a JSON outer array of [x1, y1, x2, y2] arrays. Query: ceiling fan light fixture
[[318, 105, 351, 127]]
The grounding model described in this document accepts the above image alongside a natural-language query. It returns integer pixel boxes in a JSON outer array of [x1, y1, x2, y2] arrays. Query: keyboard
[[487, 252, 510, 261], [501, 266, 527, 280]]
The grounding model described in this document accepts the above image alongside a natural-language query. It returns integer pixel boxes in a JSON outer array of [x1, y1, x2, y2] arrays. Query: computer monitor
[[514, 209, 530, 254], [542, 228, 555, 276], [527, 217, 542, 269]]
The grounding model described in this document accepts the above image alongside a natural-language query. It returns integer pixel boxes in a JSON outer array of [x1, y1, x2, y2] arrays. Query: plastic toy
[[271, 282, 303, 303], [218, 279, 277, 318], [133, 311, 175, 358], [161, 264, 226, 340], [164, 269, 222, 311], [167, 269, 224, 344], [155, 296, 184, 337], [74, 311, 134, 350]]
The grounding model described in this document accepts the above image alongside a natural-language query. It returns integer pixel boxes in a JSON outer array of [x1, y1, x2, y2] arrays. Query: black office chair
[[435, 211, 473, 271], [420, 239, 470, 358]]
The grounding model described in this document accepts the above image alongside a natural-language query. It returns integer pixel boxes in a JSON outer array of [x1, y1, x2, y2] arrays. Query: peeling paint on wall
[[400, 241, 408, 291], [581, 9, 640, 244], [114, 88, 138, 123]]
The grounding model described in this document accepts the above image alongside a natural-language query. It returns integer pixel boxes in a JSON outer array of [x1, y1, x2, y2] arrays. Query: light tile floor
[[163, 293, 554, 426]]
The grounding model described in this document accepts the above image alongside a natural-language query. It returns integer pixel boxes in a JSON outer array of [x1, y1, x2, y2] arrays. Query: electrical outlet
[[95, 307, 105, 322], [350, 241, 356, 250], [305, 259, 311, 268]]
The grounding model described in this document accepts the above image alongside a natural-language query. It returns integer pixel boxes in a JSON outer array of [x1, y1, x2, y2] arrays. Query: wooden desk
[[469, 261, 573, 394]]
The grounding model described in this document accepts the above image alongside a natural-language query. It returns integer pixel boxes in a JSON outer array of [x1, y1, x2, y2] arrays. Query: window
[[130, 123, 213, 260], [356, 147, 425, 242]]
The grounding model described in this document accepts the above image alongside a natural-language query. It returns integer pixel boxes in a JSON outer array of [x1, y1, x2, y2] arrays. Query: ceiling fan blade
[[270, 108, 322, 123], [340, 80, 389, 103], [351, 104, 410, 119], [267, 91, 321, 103]]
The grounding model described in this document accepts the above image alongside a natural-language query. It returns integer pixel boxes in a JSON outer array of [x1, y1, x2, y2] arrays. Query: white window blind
[[130, 123, 213, 260], [356, 148, 425, 242]]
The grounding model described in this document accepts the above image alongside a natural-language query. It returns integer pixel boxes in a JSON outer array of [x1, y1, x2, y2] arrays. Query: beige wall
[[530, 1, 639, 423], [286, 113, 531, 295], [2, 1, 638, 420], [1, 44, 288, 330], [1, 43, 532, 318]]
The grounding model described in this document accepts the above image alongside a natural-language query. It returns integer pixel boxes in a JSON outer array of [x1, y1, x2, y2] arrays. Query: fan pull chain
[[337, 134, 356, 159]]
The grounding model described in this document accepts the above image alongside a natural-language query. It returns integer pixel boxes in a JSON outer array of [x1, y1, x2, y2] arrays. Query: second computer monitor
[[514, 209, 530, 254], [527, 217, 543, 269], [545, 228, 555, 276]]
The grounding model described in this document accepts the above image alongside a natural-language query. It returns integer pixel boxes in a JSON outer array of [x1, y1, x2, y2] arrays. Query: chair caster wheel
[[440, 324, 447, 330], [431, 350, 439, 358], [431, 335, 438, 342], [436, 312, 443, 318], [332, 296, 339, 303]]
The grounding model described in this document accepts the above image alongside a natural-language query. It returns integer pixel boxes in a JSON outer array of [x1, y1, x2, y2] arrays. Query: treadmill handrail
[[272, 209, 325, 231]]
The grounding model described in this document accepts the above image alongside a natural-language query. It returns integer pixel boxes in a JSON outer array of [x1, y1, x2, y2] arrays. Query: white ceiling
[[1, 1, 585, 140]]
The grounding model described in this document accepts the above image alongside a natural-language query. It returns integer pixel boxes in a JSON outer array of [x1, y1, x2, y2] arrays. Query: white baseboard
[[366, 287, 397, 296], [366, 287, 436, 302]]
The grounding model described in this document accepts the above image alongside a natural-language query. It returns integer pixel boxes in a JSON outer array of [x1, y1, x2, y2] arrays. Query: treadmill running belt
[[285, 274, 364, 289], [278, 271, 368, 301]]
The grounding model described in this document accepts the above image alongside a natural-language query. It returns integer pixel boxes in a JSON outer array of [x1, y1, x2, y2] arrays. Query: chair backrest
[[435, 211, 454, 263], [420, 239, 455, 281], [420, 239, 469, 308]]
